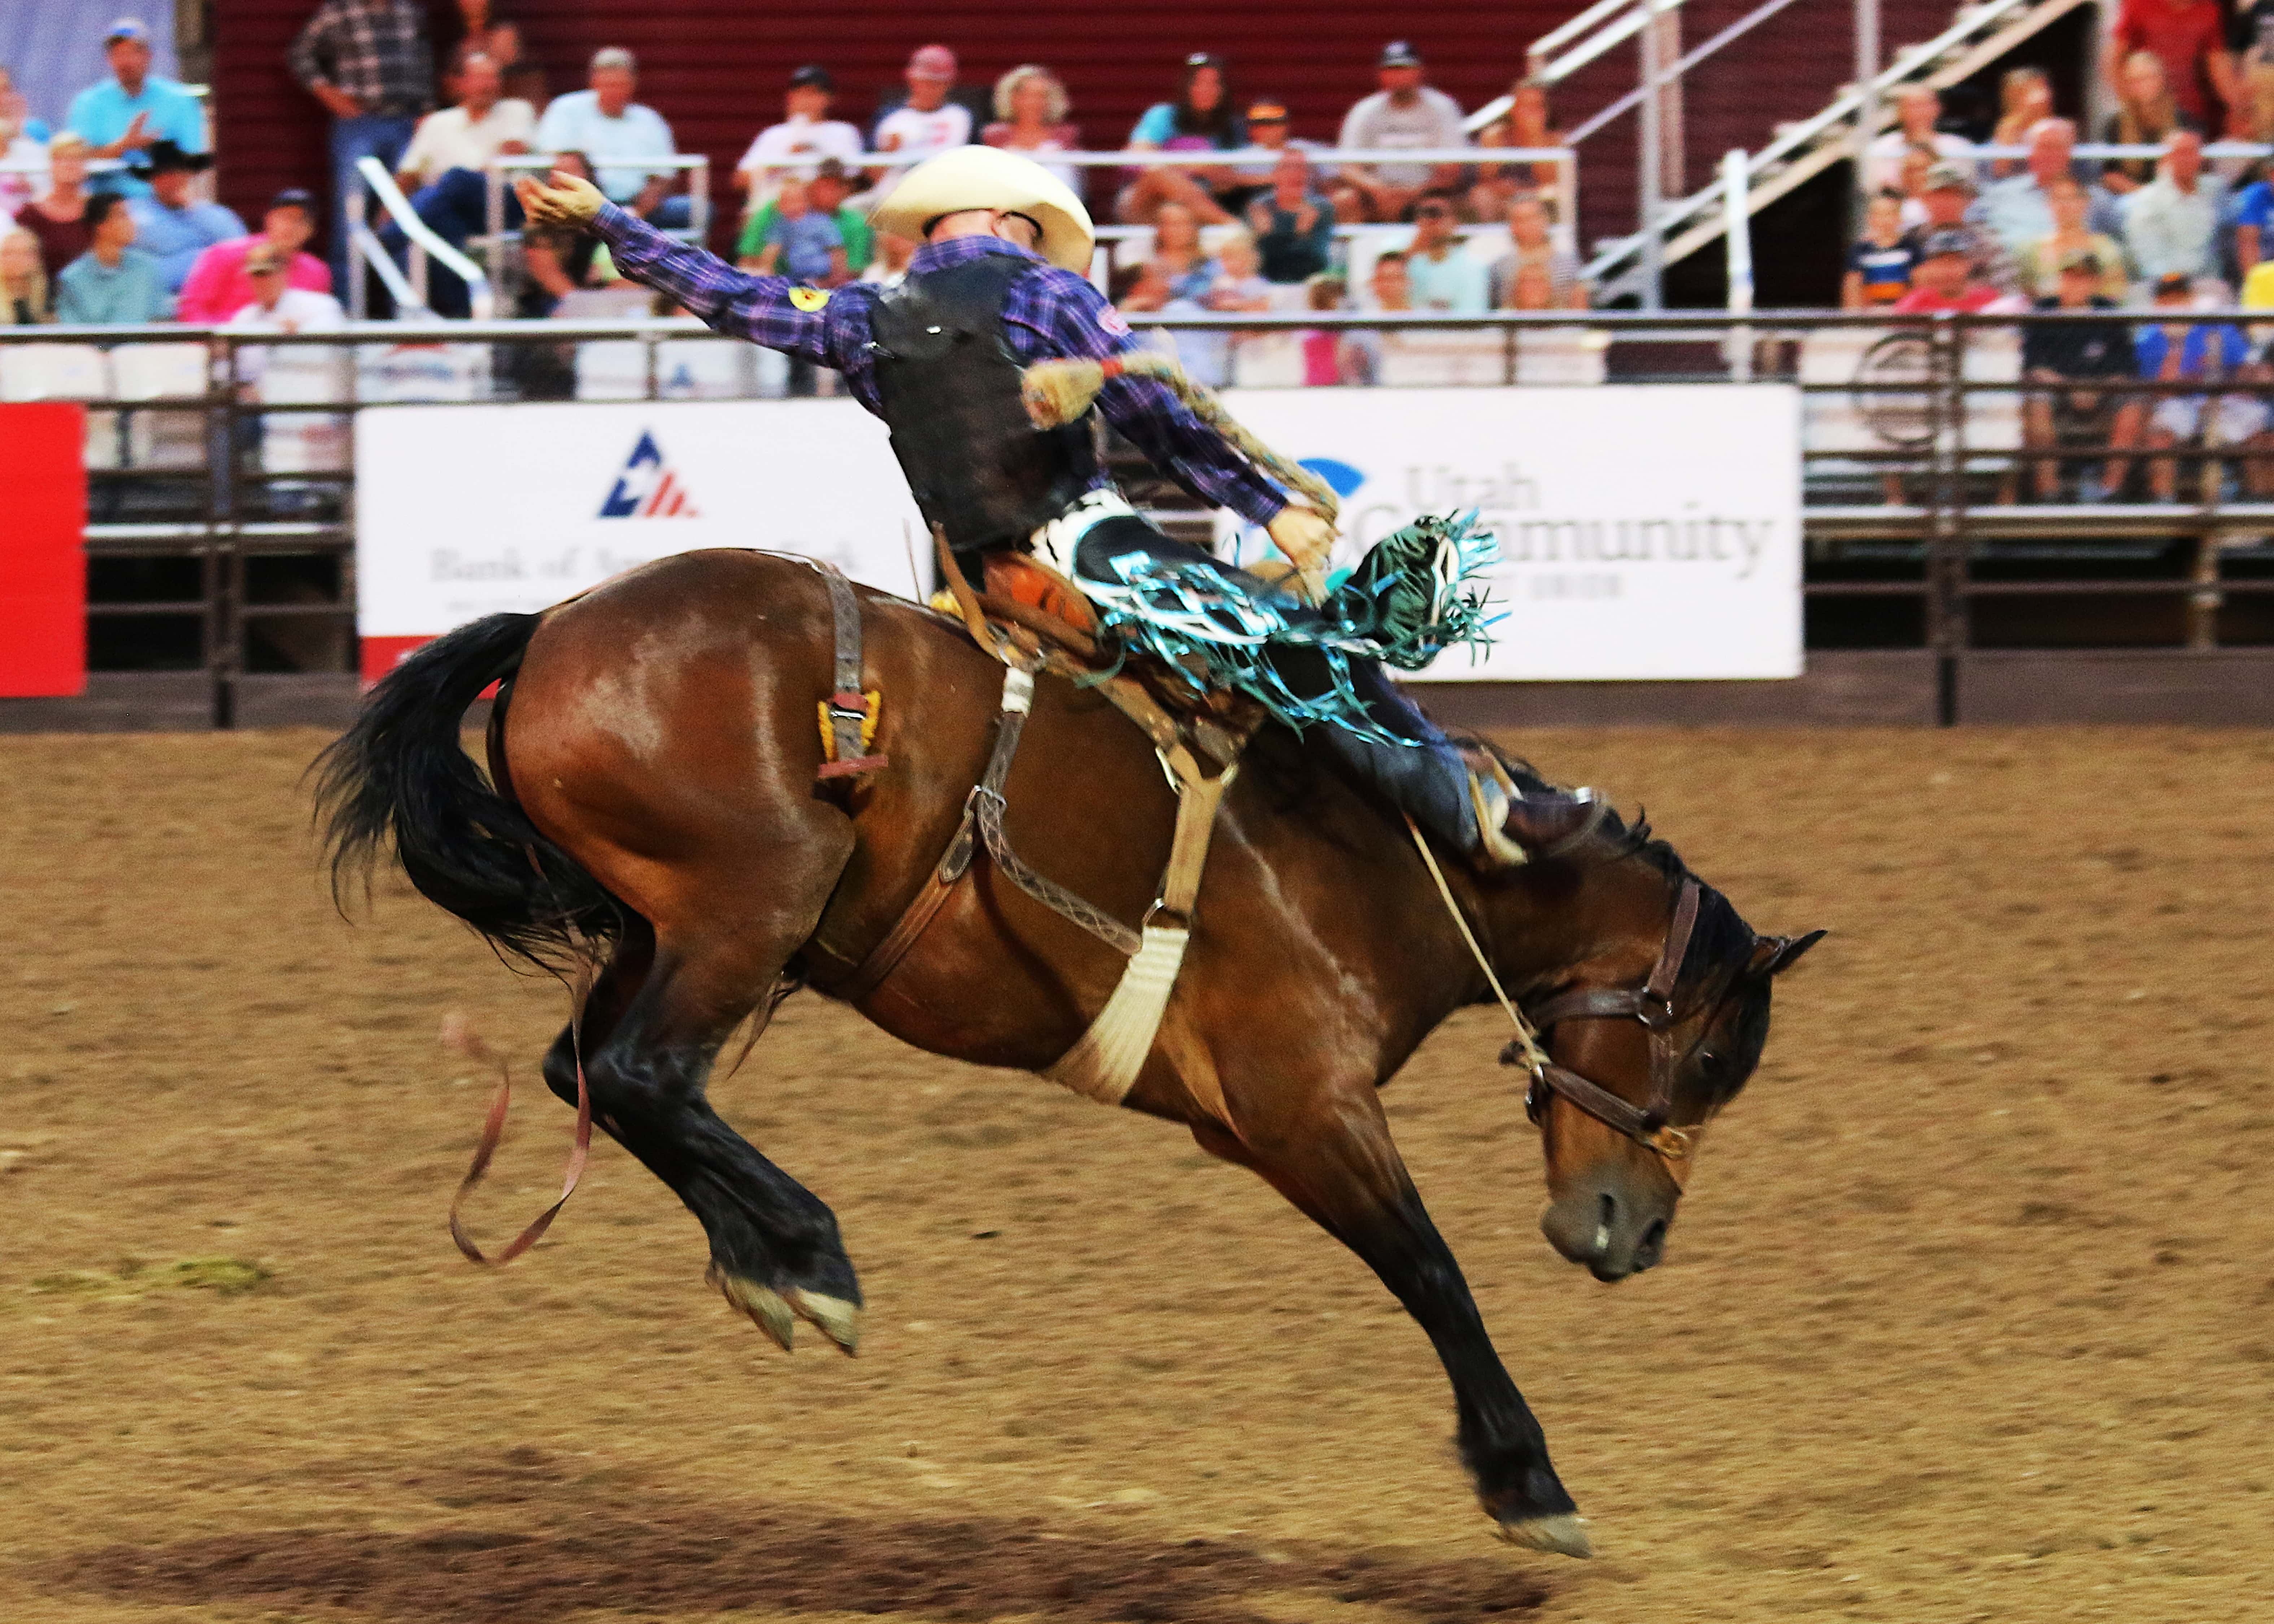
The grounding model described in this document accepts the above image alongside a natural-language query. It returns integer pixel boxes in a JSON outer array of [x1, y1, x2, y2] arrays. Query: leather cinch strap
[[816, 563, 888, 781]]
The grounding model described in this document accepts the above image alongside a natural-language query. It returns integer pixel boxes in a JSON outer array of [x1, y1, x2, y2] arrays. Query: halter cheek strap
[[1518, 878, 1707, 1168]]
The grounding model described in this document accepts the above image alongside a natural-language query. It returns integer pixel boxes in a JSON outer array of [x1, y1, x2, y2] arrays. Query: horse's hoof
[[787, 1287, 862, 1355], [1497, 1514, 1593, 1559], [713, 1271, 796, 1352]]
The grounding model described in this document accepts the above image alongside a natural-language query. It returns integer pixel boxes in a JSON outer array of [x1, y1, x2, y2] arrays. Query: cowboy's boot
[[1465, 754, 1605, 868]]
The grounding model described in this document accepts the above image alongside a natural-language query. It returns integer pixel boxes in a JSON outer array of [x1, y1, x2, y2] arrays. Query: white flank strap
[[1043, 923, 1190, 1104]]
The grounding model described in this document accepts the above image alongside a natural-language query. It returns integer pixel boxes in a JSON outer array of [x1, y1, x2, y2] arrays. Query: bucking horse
[[317, 546, 1822, 1557]]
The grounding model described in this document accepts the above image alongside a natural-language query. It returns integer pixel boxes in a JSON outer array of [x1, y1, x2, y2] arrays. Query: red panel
[[360, 634, 430, 684], [0, 404, 87, 698]]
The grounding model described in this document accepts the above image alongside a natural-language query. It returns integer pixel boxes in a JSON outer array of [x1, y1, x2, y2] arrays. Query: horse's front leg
[[1190, 1093, 1590, 1557]]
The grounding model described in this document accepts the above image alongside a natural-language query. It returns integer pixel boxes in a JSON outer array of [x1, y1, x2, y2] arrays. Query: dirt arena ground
[[4, 724, 2271, 1624]]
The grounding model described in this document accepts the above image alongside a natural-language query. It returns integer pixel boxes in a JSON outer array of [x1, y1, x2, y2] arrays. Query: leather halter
[[1507, 878, 1708, 1165]]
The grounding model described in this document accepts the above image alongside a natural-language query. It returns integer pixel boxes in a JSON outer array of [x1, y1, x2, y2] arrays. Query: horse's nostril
[[1591, 1193, 1616, 1255], [1637, 1217, 1668, 1266]]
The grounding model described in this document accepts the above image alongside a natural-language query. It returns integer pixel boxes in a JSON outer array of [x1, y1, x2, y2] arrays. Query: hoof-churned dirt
[[4, 726, 2271, 1623]]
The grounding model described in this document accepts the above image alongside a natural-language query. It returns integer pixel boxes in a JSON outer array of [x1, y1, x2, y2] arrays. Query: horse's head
[[1487, 796, 1823, 1282]]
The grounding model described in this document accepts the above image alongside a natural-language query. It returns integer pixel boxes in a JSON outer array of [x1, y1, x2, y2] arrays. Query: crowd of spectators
[[12, 4, 2274, 488]]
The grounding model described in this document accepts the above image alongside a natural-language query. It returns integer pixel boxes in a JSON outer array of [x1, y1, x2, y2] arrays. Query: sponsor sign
[[355, 400, 925, 678], [1213, 385, 1804, 680]]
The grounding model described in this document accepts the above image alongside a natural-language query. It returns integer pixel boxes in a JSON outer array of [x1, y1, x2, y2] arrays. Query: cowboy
[[515, 147, 1589, 867]]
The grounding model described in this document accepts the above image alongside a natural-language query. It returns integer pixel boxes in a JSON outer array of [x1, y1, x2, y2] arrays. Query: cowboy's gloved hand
[[515, 170, 607, 231], [1266, 504, 1337, 604]]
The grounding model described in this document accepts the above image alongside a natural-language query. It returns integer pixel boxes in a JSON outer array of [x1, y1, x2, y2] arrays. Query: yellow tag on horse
[[789, 285, 831, 312]]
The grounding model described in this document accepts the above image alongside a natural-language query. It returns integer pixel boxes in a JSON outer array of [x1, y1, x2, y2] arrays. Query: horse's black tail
[[314, 614, 620, 968]]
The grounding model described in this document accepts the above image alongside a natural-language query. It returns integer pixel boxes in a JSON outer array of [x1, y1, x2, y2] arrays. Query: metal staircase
[[1476, 0, 2099, 305]]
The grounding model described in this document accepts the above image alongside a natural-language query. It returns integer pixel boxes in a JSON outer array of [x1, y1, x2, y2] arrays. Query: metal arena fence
[[3, 308, 2273, 729]]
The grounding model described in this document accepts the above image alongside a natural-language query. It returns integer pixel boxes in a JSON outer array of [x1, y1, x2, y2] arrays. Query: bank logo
[[598, 431, 701, 519], [1300, 457, 1368, 500]]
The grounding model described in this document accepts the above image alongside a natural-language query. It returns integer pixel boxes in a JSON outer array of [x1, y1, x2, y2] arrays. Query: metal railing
[[4, 309, 2270, 723]]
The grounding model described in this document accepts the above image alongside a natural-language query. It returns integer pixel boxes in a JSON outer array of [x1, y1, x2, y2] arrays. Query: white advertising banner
[[1213, 384, 1804, 680], [355, 400, 924, 671]]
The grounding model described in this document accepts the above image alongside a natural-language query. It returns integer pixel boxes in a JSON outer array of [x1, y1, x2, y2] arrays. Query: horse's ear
[[1749, 929, 1826, 979]]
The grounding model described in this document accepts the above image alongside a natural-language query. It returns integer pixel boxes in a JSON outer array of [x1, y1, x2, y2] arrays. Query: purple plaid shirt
[[591, 204, 1288, 528]]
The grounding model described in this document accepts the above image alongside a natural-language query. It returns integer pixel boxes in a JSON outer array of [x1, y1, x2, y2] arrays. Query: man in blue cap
[[67, 17, 208, 198]]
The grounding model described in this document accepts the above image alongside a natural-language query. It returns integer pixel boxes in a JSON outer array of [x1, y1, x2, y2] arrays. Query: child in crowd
[[1298, 273, 1347, 385], [1842, 191, 1918, 308], [1202, 230, 1274, 314], [752, 176, 848, 286]]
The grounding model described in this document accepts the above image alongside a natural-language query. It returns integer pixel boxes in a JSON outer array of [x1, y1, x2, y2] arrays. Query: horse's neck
[[1479, 855, 1661, 998]]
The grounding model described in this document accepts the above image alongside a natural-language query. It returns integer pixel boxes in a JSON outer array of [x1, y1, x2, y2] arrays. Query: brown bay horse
[[318, 547, 1822, 1557]]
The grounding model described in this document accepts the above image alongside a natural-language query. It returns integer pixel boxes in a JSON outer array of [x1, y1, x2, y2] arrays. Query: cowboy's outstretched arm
[[581, 199, 841, 366], [1022, 269, 1286, 529]]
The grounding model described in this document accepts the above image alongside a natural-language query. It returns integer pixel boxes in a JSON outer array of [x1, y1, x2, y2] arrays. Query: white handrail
[[356, 154, 493, 319], [1529, 0, 1659, 74], [497, 145, 1555, 171]]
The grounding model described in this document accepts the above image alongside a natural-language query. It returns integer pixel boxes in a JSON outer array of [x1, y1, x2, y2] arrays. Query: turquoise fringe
[[1076, 513, 1501, 746]]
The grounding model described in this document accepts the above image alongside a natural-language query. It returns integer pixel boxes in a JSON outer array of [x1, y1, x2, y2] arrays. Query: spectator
[[1865, 85, 1974, 192], [1212, 99, 1302, 213], [67, 18, 206, 195], [0, 100, 48, 221], [0, 64, 49, 144], [535, 49, 687, 227], [1504, 257, 1560, 311], [394, 49, 532, 191], [440, 0, 543, 110], [55, 192, 166, 322], [868, 43, 990, 146], [734, 66, 863, 205], [1918, 161, 2020, 290], [982, 65, 1080, 195], [225, 240, 347, 331], [1986, 68, 2055, 178], [1402, 195, 1486, 312], [2102, 50, 2197, 195], [127, 141, 244, 293], [1203, 230, 1272, 312], [1298, 273, 1350, 385], [1339, 250, 1413, 384], [17, 132, 93, 280], [746, 174, 849, 286], [2135, 272, 2269, 498], [1972, 120, 2122, 256], [859, 228, 916, 288], [2232, 162, 2274, 270], [518, 149, 606, 314], [2016, 174, 2131, 299], [2239, 0, 2274, 69], [1, 226, 53, 323], [1147, 200, 1217, 300], [1894, 141, 1939, 231], [1487, 193, 1585, 310], [1471, 78, 1567, 212], [2105, 0, 2239, 133], [1842, 191, 1919, 308], [1334, 42, 1466, 222], [2121, 129, 2226, 282], [868, 45, 978, 200], [1246, 150, 1336, 283], [290, 0, 432, 281], [177, 189, 331, 323], [740, 157, 870, 273], [1891, 229, 2009, 312], [2021, 249, 2139, 499], [1116, 52, 1245, 225]]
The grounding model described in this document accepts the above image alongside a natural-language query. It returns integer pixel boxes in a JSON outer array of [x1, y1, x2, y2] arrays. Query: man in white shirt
[[865, 45, 974, 202], [395, 51, 532, 190], [735, 65, 864, 207], [534, 47, 685, 225], [1864, 84, 1975, 193], [229, 243, 350, 472], [1335, 42, 1467, 222]]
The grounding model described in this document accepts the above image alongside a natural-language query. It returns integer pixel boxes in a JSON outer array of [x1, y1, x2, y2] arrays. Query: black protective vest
[[869, 252, 1098, 557]]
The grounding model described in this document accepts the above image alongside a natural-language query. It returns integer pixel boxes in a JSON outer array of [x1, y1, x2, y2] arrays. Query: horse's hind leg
[[541, 915, 861, 1355]]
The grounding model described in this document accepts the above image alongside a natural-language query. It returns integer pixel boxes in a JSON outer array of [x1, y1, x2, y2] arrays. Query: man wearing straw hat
[[517, 146, 1592, 866]]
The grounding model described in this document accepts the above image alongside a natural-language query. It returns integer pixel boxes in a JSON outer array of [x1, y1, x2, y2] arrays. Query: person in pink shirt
[[176, 188, 332, 322], [1891, 230, 2014, 312]]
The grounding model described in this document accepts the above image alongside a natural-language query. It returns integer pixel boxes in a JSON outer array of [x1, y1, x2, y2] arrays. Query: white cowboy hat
[[871, 145, 1094, 273]]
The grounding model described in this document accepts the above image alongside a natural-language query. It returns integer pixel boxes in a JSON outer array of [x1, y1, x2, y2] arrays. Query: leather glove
[[1265, 504, 1337, 605], [514, 170, 608, 231]]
